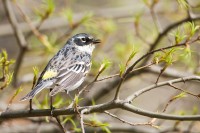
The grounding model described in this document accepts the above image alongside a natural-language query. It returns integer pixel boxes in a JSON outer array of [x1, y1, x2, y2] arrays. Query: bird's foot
[[50, 105, 55, 116], [29, 99, 33, 113]]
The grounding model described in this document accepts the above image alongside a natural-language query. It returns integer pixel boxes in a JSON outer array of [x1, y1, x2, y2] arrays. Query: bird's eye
[[81, 38, 86, 42]]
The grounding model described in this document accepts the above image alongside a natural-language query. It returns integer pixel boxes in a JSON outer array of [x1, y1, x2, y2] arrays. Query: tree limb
[[2, 0, 28, 86], [1, 92, 200, 121], [126, 75, 200, 102]]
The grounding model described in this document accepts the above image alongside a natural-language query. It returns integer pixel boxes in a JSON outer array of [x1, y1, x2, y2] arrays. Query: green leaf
[[126, 50, 137, 66], [91, 99, 96, 106], [6, 72, 13, 86], [79, 12, 93, 24], [177, 0, 189, 9], [119, 63, 126, 77], [6, 59, 15, 66], [13, 86, 23, 99], [62, 115, 73, 124], [2, 50, 8, 60], [134, 11, 144, 24], [34, 0, 55, 19], [62, 8, 74, 26], [184, 22, 200, 39], [53, 95, 63, 108], [179, 110, 185, 115], [173, 92, 187, 99], [45, 0, 55, 13], [45, 116, 50, 122], [142, 0, 150, 7], [102, 19, 117, 33], [33, 67, 39, 77], [170, 27, 187, 44], [33, 98, 42, 109], [179, 45, 192, 61], [192, 106, 198, 115], [153, 48, 178, 65], [98, 59, 112, 74], [102, 126, 111, 133], [69, 118, 81, 132], [74, 95, 83, 105]]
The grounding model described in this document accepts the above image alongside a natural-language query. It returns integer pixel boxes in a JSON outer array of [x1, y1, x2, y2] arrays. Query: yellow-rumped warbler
[[21, 33, 100, 101]]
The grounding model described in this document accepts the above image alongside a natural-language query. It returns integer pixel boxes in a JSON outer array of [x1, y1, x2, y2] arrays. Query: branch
[[85, 124, 147, 133], [126, 76, 200, 102], [147, 65, 193, 78], [119, 102, 200, 121], [2, 0, 27, 48], [14, 2, 53, 51], [55, 116, 65, 133], [168, 84, 199, 98], [104, 111, 157, 128], [2, 0, 28, 86], [80, 109, 88, 133], [114, 36, 200, 100], [83, 16, 200, 105], [142, 16, 200, 65], [1, 97, 200, 121]]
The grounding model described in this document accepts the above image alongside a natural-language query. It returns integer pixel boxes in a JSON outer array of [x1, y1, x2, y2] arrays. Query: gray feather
[[49, 63, 88, 96], [20, 81, 53, 101]]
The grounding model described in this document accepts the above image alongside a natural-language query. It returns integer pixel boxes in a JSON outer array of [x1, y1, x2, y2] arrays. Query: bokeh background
[[1, 0, 200, 133]]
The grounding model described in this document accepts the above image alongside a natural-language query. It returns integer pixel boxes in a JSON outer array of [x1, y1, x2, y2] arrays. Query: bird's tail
[[20, 82, 47, 101]]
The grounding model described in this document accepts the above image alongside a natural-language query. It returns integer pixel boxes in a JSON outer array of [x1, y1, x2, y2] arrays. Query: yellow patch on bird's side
[[42, 70, 57, 80]]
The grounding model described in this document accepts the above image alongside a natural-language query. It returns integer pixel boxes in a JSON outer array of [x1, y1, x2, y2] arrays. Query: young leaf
[[170, 27, 187, 44], [126, 50, 137, 66], [45, 0, 55, 13], [177, 0, 189, 9], [6, 86, 23, 110], [79, 12, 93, 24], [192, 106, 198, 115], [33, 67, 39, 79], [142, 0, 150, 7], [2, 50, 8, 60], [184, 22, 200, 39], [6, 72, 13, 86], [12, 86, 23, 99], [102, 19, 117, 33], [119, 63, 126, 77], [173, 92, 187, 100], [62, 8, 74, 27], [98, 59, 112, 74], [102, 126, 111, 133], [74, 95, 83, 106]]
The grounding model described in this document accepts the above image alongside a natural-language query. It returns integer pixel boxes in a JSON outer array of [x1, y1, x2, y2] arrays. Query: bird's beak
[[93, 39, 101, 44]]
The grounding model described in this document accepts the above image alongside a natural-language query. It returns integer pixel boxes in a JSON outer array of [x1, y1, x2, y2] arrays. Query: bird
[[20, 33, 100, 102]]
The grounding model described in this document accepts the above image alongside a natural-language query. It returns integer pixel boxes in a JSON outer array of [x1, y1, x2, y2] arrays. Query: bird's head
[[69, 33, 100, 54]]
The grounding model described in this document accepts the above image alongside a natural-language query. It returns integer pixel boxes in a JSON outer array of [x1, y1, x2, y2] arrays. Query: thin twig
[[55, 116, 65, 133], [126, 76, 200, 102], [55, 24, 80, 44], [150, 2, 161, 33], [169, 84, 199, 98], [80, 109, 88, 133], [114, 36, 200, 100], [1, 95, 200, 121], [14, 2, 53, 51], [104, 111, 158, 128], [82, 16, 200, 106], [26, 9, 52, 38], [96, 63, 154, 82], [2, 0, 28, 86], [162, 94, 180, 113]]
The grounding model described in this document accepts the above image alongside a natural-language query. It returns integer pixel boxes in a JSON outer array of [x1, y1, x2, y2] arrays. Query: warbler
[[21, 33, 100, 101]]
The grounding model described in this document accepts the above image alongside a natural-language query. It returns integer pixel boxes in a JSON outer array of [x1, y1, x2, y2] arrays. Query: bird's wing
[[36, 46, 71, 83], [49, 61, 90, 96]]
